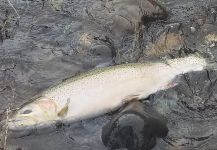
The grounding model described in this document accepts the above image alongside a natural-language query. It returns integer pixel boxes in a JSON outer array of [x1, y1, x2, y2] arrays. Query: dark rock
[[101, 101, 168, 150], [141, 0, 168, 25]]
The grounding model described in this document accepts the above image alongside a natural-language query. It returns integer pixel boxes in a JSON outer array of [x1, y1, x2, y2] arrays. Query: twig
[[3, 77, 15, 150], [6, 0, 20, 19], [3, 108, 10, 150]]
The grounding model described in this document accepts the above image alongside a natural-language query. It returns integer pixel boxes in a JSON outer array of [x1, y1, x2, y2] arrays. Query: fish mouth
[[7, 116, 38, 131], [7, 118, 61, 138], [0, 117, 37, 138]]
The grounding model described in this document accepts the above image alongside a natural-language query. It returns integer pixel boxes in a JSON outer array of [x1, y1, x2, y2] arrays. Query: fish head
[[8, 98, 59, 130]]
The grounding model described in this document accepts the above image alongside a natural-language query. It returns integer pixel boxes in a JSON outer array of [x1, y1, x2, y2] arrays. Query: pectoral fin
[[57, 99, 70, 118]]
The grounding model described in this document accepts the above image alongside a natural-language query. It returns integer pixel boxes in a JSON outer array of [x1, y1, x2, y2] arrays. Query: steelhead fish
[[8, 55, 208, 131]]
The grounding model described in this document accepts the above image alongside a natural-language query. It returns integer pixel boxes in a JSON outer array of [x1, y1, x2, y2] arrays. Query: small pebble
[[190, 26, 196, 33]]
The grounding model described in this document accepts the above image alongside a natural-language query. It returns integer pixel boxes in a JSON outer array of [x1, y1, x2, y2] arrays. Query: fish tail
[[206, 60, 217, 70], [195, 50, 217, 70]]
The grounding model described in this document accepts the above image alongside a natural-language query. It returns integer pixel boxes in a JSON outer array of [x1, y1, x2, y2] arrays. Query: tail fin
[[194, 50, 217, 70]]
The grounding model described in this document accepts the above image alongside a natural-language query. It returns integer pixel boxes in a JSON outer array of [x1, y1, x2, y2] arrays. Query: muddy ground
[[1, 0, 217, 149]]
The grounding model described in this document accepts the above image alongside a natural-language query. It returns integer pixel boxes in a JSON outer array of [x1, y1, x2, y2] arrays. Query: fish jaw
[[7, 117, 60, 138], [8, 116, 38, 131]]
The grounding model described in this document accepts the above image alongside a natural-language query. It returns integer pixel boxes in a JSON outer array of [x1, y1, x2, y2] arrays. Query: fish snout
[[7, 117, 59, 138], [0, 118, 32, 139], [7, 116, 37, 131], [7, 120, 36, 138]]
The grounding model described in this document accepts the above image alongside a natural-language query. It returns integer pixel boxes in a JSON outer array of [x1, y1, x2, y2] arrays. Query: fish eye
[[22, 109, 32, 114]]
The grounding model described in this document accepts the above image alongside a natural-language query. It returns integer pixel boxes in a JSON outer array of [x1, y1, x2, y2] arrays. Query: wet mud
[[1, 0, 217, 149]]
